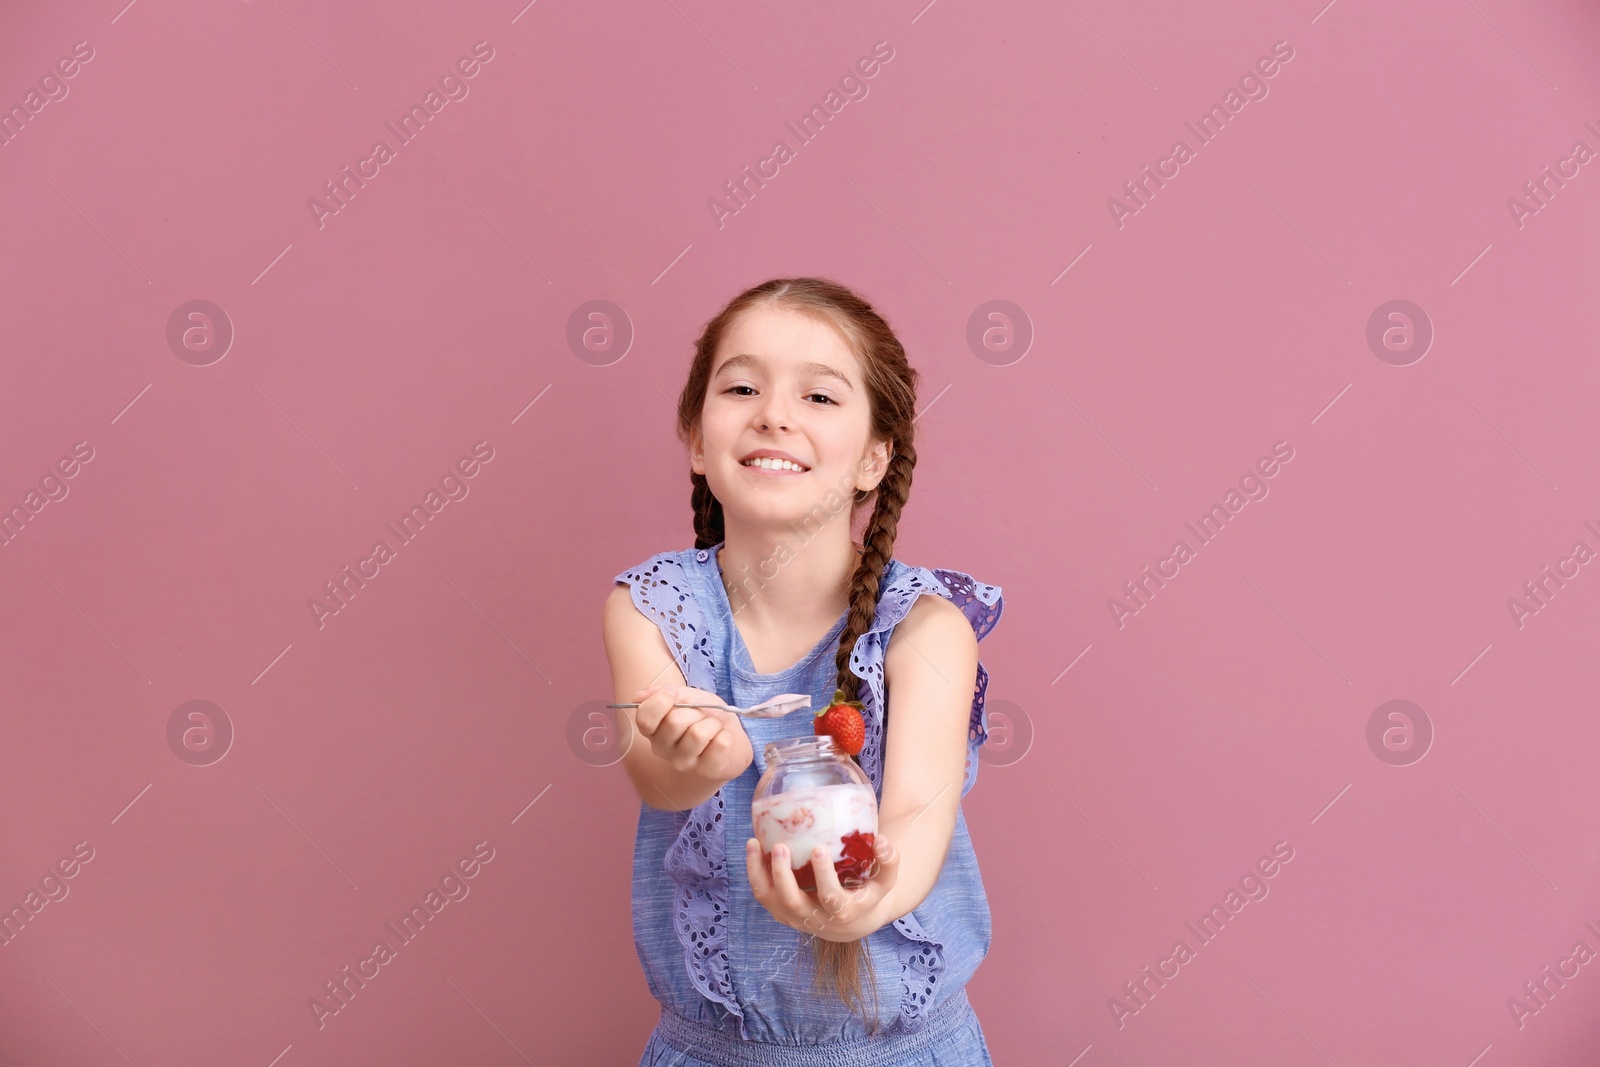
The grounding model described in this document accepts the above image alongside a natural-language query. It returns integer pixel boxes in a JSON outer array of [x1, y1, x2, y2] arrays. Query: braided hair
[[675, 276, 920, 1031]]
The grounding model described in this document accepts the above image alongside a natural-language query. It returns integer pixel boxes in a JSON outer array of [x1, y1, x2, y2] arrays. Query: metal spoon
[[606, 692, 812, 719]]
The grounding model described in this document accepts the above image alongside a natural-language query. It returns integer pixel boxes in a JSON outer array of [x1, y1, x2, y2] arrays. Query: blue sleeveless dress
[[614, 543, 1004, 1067]]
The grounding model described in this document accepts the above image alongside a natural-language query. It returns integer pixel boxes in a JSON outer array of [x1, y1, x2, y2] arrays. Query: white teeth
[[742, 457, 806, 471]]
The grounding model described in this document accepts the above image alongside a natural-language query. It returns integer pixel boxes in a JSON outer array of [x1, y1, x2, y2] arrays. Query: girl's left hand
[[745, 833, 899, 943]]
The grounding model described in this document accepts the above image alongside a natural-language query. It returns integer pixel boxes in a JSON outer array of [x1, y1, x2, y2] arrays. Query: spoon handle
[[605, 702, 731, 711]]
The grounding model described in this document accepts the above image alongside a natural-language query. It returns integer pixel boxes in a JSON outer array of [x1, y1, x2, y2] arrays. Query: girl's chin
[[722, 500, 846, 527], [716, 477, 816, 499]]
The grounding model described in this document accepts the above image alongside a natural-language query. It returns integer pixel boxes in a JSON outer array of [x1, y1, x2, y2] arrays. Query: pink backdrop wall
[[3, 0, 1598, 1063]]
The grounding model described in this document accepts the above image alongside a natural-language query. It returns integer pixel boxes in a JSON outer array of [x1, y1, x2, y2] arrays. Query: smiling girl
[[603, 277, 1004, 1066]]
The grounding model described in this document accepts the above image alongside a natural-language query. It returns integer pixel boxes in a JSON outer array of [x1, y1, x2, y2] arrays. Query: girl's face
[[690, 304, 891, 530]]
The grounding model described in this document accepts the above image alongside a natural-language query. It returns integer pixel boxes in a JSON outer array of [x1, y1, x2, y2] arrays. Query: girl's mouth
[[740, 458, 809, 476]]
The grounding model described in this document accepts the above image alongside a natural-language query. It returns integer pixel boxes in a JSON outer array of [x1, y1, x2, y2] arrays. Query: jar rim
[[763, 735, 838, 763]]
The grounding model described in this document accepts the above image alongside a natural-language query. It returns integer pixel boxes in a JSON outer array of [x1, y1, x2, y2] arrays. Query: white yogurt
[[752, 782, 878, 868]]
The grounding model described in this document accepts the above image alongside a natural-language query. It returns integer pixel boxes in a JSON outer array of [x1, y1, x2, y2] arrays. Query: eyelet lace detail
[[849, 561, 1003, 1031], [663, 793, 742, 1020], [616, 556, 720, 682], [892, 915, 943, 1026], [854, 565, 1004, 803], [616, 556, 742, 1024]]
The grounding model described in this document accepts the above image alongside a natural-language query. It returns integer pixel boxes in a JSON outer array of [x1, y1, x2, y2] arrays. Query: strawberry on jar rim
[[813, 687, 865, 757]]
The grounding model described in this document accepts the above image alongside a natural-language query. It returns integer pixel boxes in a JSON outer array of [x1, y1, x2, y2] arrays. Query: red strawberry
[[791, 831, 877, 892], [836, 830, 878, 885], [814, 687, 865, 756]]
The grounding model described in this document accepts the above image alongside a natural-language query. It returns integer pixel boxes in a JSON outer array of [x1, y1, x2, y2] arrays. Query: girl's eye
[[723, 386, 835, 405]]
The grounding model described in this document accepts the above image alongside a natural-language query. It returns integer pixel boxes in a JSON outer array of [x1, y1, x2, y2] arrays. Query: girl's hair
[[674, 276, 920, 1031]]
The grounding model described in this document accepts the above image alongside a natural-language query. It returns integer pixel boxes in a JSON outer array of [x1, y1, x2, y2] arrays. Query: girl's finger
[[869, 833, 896, 886], [809, 845, 845, 902], [681, 714, 722, 760], [746, 839, 772, 896], [634, 690, 669, 734], [769, 843, 805, 910]]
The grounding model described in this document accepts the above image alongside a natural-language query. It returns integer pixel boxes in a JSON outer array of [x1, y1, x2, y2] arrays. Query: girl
[[602, 277, 1004, 1066]]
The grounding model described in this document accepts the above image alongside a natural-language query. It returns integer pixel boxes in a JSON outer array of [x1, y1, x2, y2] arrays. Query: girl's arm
[[602, 582, 754, 811], [875, 593, 981, 923]]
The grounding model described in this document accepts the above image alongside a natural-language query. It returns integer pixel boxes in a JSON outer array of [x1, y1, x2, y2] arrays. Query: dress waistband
[[654, 989, 972, 1067]]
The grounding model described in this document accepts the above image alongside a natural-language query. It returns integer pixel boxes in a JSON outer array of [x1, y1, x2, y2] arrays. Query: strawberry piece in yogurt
[[753, 782, 878, 892]]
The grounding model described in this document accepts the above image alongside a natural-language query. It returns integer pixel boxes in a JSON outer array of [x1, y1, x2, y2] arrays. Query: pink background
[[3, 0, 1599, 1063]]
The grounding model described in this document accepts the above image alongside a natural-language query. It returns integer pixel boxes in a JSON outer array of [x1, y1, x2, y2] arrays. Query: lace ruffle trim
[[853, 563, 1004, 802], [663, 793, 745, 1025], [848, 561, 1002, 1030], [616, 556, 743, 1027]]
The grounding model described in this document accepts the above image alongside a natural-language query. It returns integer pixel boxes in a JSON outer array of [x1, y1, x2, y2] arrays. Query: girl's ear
[[858, 439, 893, 492], [688, 425, 705, 475]]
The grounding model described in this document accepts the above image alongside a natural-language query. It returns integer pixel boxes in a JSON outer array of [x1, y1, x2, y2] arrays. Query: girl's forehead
[[717, 308, 859, 377]]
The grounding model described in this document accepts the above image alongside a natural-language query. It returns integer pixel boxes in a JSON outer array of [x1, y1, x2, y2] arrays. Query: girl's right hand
[[631, 684, 754, 785]]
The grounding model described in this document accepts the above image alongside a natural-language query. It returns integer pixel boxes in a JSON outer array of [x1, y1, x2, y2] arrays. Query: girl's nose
[[756, 399, 792, 431]]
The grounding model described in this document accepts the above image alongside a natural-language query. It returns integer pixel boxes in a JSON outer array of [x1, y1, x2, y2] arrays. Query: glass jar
[[751, 735, 879, 893]]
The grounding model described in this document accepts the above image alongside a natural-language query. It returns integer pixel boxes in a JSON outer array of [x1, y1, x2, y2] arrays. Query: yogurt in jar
[[752, 781, 878, 890]]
